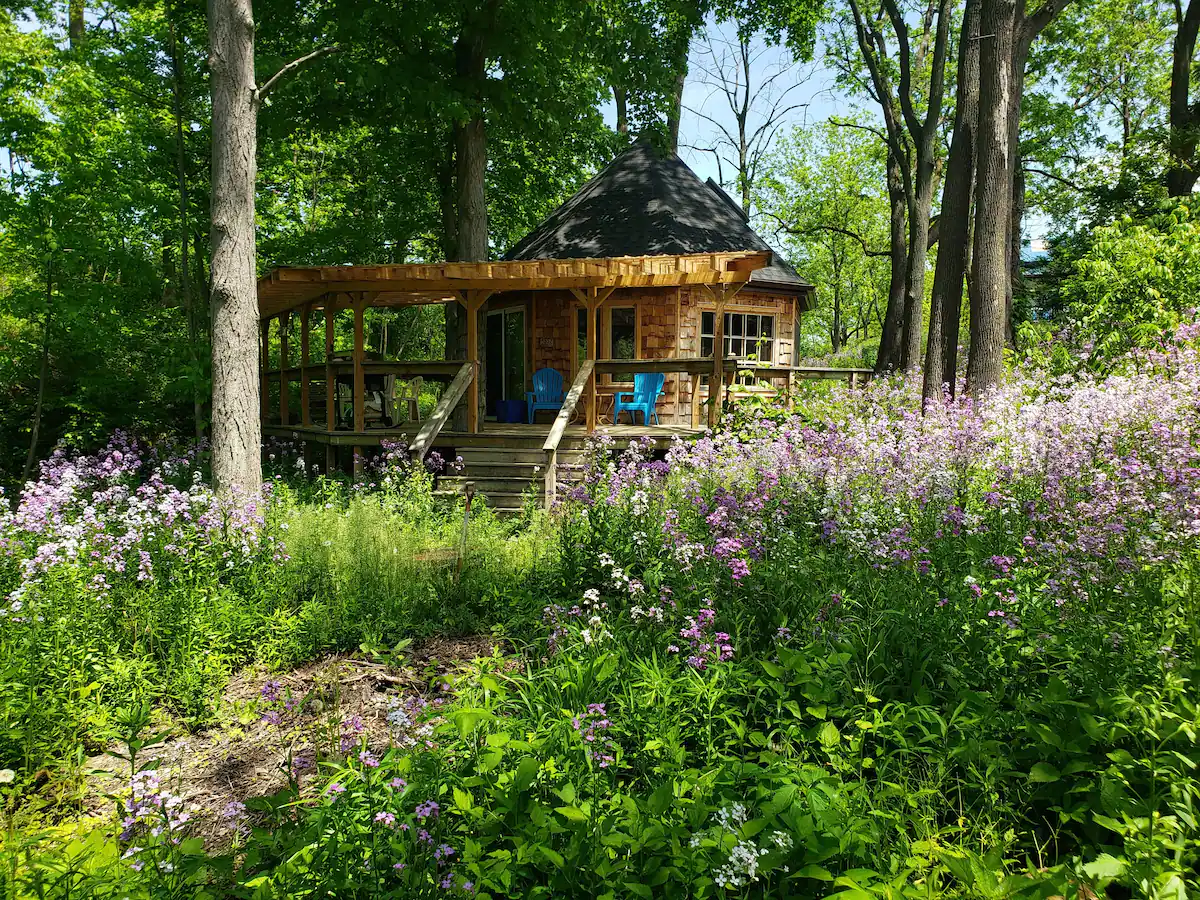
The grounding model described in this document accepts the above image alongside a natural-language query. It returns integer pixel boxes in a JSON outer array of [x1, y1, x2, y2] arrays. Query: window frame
[[700, 309, 777, 364], [605, 304, 640, 385]]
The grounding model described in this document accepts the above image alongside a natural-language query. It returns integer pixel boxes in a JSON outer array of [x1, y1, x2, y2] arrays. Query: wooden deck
[[263, 420, 700, 449]]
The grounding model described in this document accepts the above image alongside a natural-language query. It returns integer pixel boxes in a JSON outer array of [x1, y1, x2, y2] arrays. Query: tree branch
[[1024, 166, 1085, 191], [255, 46, 339, 106]]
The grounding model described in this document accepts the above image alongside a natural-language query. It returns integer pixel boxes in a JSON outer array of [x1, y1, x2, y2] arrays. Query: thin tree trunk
[[967, 0, 1016, 398], [23, 263, 53, 483], [900, 173, 934, 371], [1168, 0, 1200, 196], [69, 0, 84, 49], [169, 13, 204, 442], [667, 70, 686, 154], [208, 0, 262, 494], [614, 85, 629, 135], [876, 151, 908, 373], [925, 0, 981, 401]]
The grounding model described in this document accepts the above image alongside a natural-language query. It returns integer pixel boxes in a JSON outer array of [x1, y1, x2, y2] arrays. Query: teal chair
[[526, 368, 565, 423], [613, 373, 665, 425]]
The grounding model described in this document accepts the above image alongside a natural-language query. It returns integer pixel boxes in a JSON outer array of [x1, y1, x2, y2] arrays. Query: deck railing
[[542, 360, 595, 507]]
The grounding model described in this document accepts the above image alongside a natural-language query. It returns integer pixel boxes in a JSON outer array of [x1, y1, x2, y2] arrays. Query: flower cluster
[[118, 770, 198, 873], [669, 607, 734, 669], [572, 703, 616, 768]]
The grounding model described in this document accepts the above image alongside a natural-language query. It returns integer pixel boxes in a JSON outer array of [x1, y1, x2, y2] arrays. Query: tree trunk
[[967, 0, 1016, 398], [453, 23, 489, 426], [667, 69, 686, 154], [23, 263, 53, 483], [69, 0, 84, 49], [208, 0, 262, 494], [614, 85, 629, 135], [1168, 0, 1200, 196], [925, 0, 981, 401], [875, 151, 908, 373], [1008, 149, 1024, 346], [169, 13, 204, 442], [900, 171, 934, 371]]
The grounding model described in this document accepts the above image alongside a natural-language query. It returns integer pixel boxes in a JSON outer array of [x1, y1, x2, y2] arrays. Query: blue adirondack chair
[[526, 368, 565, 423], [613, 373, 665, 425]]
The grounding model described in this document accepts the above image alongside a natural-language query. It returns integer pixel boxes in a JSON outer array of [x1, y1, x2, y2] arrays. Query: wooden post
[[457, 290, 492, 434], [466, 293, 480, 433], [787, 369, 796, 411], [709, 288, 726, 428], [279, 311, 290, 427], [353, 298, 365, 433], [690, 374, 701, 427], [586, 299, 598, 432], [300, 303, 311, 426], [260, 317, 271, 422], [324, 301, 336, 433]]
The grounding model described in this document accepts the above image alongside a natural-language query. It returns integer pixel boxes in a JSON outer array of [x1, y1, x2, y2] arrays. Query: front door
[[484, 307, 525, 417]]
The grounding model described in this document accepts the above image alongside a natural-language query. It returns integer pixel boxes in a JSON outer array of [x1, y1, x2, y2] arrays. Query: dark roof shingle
[[504, 142, 810, 293]]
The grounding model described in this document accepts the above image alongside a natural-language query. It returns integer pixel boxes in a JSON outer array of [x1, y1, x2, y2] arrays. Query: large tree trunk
[[967, 0, 1016, 398], [208, 0, 262, 494], [453, 24, 489, 426], [875, 151, 908, 373], [1169, 0, 1200, 196], [924, 0, 981, 401]]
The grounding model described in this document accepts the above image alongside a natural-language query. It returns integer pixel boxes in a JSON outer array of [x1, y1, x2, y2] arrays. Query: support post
[[570, 286, 614, 433], [353, 297, 365, 433], [324, 301, 336, 433], [260, 317, 272, 423], [703, 283, 745, 428], [690, 375, 701, 427], [457, 290, 492, 434], [300, 303, 311, 426], [279, 311, 290, 427]]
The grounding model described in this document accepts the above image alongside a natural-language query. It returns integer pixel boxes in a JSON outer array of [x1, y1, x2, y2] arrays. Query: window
[[701, 311, 775, 362], [608, 307, 636, 360], [576, 307, 590, 371]]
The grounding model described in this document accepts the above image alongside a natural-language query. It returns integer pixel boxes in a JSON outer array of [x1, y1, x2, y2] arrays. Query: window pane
[[761, 316, 773, 338], [723, 336, 732, 356], [577, 308, 589, 363], [701, 311, 715, 337], [761, 340, 774, 363], [733, 338, 745, 357], [701, 336, 714, 357], [731, 314, 743, 336], [723, 312, 732, 333], [610, 307, 636, 360], [745, 316, 758, 338]]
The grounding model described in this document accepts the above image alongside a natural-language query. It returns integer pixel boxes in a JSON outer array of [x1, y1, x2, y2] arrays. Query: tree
[[687, 27, 812, 212], [208, 0, 261, 494], [759, 120, 891, 356], [1167, 0, 1200, 195], [831, 0, 952, 373], [924, 0, 980, 399]]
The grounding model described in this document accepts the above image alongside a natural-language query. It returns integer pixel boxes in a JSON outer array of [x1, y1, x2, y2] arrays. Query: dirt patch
[[86, 635, 510, 847]]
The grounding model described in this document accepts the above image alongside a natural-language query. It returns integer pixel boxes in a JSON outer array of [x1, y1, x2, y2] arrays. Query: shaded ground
[[86, 634, 507, 846]]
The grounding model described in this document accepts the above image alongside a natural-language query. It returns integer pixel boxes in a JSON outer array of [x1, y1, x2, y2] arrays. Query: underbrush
[[0, 438, 550, 777], [3, 332, 1200, 898]]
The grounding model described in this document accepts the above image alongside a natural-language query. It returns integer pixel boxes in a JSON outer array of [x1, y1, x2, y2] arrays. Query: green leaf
[[1029, 762, 1061, 783], [1081, 853, 1124, 880], [555, 805, 590, 823]]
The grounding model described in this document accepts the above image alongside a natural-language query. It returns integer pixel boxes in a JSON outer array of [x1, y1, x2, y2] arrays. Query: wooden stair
[[433, 446, 588, 512]]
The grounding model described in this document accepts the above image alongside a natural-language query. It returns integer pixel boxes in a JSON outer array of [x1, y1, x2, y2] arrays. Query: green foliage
[[1060, 199, 1200, 366]]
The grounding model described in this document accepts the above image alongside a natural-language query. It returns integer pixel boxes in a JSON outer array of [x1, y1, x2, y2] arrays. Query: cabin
[[257, 143, 869, 509]]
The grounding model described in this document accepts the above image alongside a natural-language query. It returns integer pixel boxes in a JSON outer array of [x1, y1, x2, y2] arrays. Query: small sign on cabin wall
[[537, 337, 555, 350]]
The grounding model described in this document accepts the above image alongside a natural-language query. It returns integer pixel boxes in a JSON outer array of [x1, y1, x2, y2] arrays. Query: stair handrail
[[542, 359, 594, 507], [410, 361, 475, 462]]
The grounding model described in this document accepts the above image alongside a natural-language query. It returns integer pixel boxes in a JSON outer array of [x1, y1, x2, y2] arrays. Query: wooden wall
[[520, 285, 801, 426]]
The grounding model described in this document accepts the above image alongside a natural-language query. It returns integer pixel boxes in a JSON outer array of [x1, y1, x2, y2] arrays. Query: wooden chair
[[525, 368, 565, 423], [400, 376, 423, 423], [613, 372, 665, 425]]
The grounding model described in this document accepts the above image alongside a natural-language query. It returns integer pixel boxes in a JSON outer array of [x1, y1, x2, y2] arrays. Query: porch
[[256, 252, 870, 509]]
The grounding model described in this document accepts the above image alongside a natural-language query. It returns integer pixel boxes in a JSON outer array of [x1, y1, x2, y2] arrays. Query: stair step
[[457, 463, 543, 478], [438, 476, 542, 494], [434, 489, 540, 509], [456, 448, 548, 465]]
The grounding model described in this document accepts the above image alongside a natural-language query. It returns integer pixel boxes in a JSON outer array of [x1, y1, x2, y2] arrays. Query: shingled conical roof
[[503, 142, 810, 294]]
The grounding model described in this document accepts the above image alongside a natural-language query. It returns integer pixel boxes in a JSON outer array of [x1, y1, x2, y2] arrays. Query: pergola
[[256, 251, 770, 451]]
